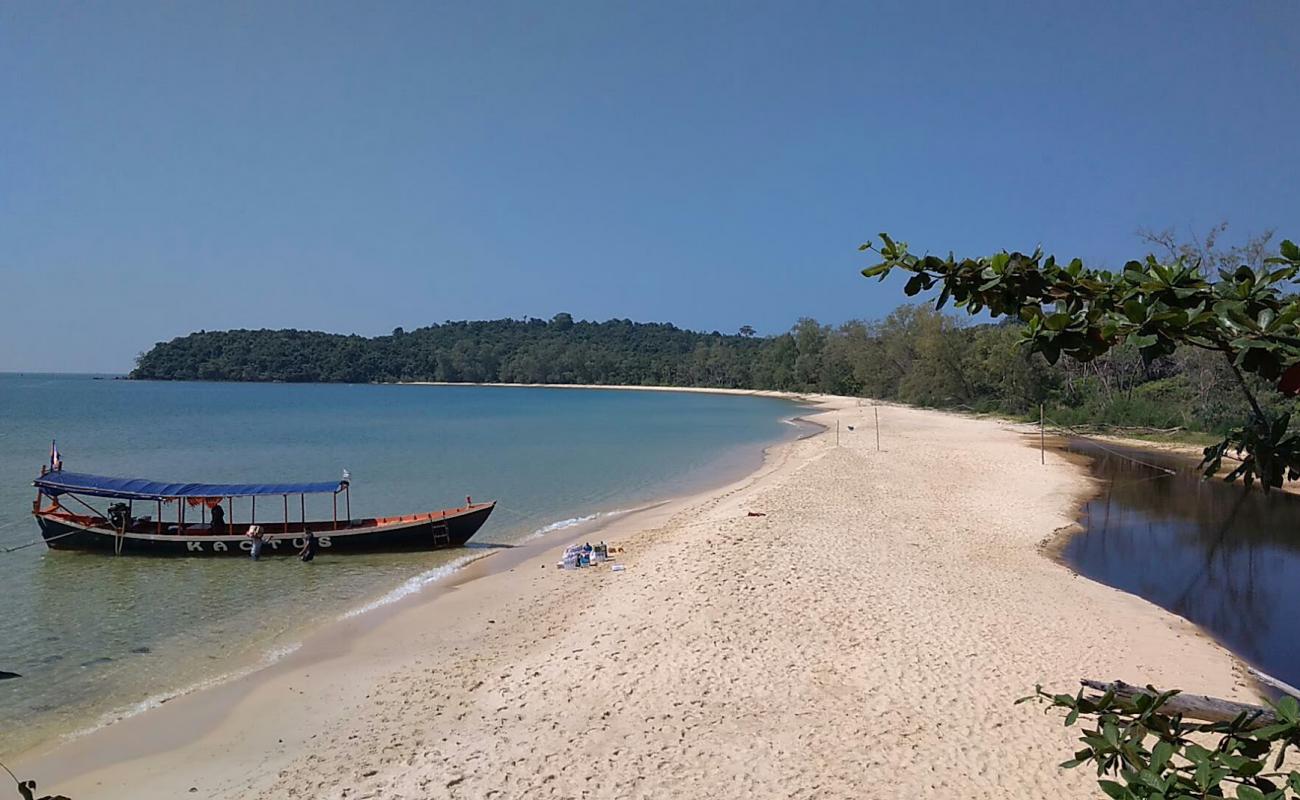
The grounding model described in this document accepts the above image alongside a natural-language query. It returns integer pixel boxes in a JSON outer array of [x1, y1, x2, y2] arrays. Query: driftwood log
[[1081, 680, 1279, 729]]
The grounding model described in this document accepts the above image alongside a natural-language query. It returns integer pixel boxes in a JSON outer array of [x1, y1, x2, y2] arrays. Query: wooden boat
[[31, 468, 494, 557]]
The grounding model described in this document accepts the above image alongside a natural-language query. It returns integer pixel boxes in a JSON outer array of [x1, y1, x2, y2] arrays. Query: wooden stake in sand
[[874, 406, 881, 451], [1040, 403, 1045, 464]]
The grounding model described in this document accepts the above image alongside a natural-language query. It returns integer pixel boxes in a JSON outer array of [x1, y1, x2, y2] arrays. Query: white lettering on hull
[[176, 537, 335, 553]]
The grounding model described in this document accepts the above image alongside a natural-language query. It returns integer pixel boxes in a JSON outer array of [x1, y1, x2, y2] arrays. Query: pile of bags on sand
[[559, 541, 624, 571]]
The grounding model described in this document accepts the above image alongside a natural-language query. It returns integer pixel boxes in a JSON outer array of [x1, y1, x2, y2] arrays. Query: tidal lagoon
[[1062, 438, 1300, 689]]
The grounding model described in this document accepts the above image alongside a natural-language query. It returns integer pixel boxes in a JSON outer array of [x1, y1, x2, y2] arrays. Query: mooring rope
[[488, 504, 528, 520], [1, 528, 81, 554], [1044, 415, 1178, 476], [0, 758, 20, 791], [1075, 437, 1180, 477]]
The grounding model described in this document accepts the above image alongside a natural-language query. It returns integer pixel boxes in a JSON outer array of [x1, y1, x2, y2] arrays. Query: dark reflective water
[[1062, 438, 1300, 687]]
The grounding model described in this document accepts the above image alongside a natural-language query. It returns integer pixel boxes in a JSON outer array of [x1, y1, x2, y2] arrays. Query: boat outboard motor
[[107, 502, 130, 531]]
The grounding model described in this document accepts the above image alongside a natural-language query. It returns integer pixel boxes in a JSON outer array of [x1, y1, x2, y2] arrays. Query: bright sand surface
[[14, 396, 1257, 798]]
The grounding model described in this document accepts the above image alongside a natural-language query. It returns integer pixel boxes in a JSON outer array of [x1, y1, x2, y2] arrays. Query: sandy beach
[[398, 381, 807, 399], [14, 396, 1256, 799]]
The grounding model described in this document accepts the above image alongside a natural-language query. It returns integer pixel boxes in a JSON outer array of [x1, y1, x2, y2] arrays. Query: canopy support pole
[[157, 500, 161, 535], [333, 494, 338, 530], [252, 496, 256, 525], [33, 466, 45, 513], [345, 485, 351, 522], [283, 495, 288, 535], [300, 494, 305, 532], [65, 493, 109, 521]]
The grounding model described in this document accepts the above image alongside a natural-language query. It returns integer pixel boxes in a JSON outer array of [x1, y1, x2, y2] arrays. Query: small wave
[[529, 513, 599, 537], [339, 508, 636, 619], [67, 641, 302, 741], [339, 552, 491, 619], [527, 508, 633, 539]]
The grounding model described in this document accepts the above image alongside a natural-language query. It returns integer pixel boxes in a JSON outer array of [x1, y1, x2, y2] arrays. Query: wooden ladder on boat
[[431, 521, 451, 547]]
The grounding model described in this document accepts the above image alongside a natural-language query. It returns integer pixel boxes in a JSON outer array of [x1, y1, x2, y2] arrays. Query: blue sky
[[3, 1, 1298, 372]]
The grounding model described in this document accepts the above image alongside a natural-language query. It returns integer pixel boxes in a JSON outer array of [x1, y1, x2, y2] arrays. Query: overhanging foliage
[[862, 235, 1300, 491], [1020, 684, 1300, 800]]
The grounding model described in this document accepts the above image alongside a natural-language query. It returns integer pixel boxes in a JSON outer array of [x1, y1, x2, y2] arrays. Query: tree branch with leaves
[[1019, 683, 1300, 800], [860, 234, 1300, 491]]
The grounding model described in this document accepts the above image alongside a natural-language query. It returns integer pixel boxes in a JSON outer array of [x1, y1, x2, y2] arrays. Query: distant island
[[132, 314, 781, 387]]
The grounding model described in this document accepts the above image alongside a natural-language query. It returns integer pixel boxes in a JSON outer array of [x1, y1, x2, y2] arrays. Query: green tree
[[860, 232, 1300, 490], [791, 318, 827, 389]]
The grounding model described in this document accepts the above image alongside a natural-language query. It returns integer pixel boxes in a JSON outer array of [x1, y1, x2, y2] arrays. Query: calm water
[[0, 375, 802, 755], [1062, 438, 1300, 689]]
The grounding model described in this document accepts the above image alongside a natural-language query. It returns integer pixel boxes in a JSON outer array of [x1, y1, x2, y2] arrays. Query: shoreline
[[14, 396, 1260, 798], [2, 384, 814, 763], [10, 391, 827, 795], [396, 380, 821, 401], [8, 496, 720, 791]]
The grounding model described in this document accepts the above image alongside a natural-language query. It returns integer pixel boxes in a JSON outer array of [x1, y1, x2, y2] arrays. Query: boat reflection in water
[[1061, 438, 1300, 688]]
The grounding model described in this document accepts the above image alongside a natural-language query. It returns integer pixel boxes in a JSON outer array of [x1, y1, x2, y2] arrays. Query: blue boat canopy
[[34, 471, 345, 501]]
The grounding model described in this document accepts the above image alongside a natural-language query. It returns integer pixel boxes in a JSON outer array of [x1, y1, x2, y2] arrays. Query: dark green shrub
[[1020, 684, 1300, 799]]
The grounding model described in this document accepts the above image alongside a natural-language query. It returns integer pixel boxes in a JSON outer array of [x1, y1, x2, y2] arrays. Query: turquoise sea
[[0, 375, 803, 756]]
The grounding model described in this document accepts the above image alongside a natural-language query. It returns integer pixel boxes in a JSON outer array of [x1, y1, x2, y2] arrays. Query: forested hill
[[131, 315, 778, 387], [131, 309, 1282, 437]]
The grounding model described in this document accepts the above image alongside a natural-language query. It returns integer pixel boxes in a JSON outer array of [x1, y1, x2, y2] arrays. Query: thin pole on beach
[[874, 406, 881, 452], [1040, 403, 1045, 464]]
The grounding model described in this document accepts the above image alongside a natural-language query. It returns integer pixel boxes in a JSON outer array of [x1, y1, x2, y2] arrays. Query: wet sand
[[14, 397, 1256, 798]]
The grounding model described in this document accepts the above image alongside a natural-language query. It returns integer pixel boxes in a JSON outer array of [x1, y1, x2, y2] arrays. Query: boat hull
[[35, 503, 495, 557]]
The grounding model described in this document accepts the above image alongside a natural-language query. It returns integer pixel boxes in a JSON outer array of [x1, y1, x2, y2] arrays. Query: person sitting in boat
[[210, 502, 226, 535]]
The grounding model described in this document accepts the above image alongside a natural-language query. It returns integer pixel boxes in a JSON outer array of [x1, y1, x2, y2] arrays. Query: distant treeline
[[131, 308, 1286, 436]]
